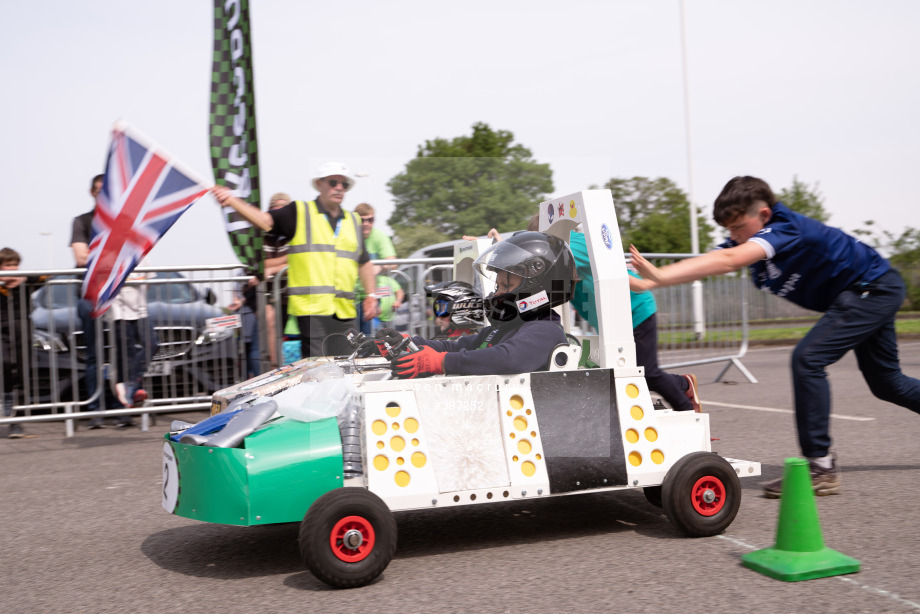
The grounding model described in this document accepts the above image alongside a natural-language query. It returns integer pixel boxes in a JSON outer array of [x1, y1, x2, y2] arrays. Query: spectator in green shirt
[[354, 203, 397, 333]]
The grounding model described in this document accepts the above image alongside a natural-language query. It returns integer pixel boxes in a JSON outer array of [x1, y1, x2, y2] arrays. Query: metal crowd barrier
[[639, 254, 757, 384], [1, 264, 250, 436]]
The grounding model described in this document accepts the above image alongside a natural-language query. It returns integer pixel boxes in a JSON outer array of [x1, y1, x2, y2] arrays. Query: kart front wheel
[[661, 452, 741, 537], [299, 488, 397, 588]]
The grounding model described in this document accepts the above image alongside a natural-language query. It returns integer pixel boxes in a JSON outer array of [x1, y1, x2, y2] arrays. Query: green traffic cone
[[741, 458, 860, 581]]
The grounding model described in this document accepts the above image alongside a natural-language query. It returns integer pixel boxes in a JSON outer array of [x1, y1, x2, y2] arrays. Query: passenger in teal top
[[570, 232, 655, 330], [569, 231, 699, 412]]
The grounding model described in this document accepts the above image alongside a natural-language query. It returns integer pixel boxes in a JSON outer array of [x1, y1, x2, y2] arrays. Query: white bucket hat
[[312, 162, 356, 192]]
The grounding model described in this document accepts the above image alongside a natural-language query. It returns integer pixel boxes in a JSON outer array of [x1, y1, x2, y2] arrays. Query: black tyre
[[661, 452, 741, 537], [299, 488, 397, 588], [643, 485, 663, 508]]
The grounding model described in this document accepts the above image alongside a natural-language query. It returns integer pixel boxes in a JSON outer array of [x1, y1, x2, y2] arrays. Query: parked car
[[29, 272, 243, 404]]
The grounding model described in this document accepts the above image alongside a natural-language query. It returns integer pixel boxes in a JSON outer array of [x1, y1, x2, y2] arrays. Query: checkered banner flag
[[209, 0, 263, 277]]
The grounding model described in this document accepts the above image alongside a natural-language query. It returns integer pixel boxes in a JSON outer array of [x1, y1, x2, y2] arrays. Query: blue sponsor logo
[[601, 224, 613, 250], [546, 203, 554, 223]]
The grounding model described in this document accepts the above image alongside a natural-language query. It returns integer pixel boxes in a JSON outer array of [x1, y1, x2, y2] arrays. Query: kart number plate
[[145, 361, 172, 377]]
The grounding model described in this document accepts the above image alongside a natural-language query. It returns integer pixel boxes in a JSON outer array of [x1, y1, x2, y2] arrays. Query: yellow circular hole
[[651, 449, 665, 465], [372, 420, 387, 436], [394, 471, 410, 487], [404, 417, 419, 433], [510, 395, 524, 410], [376, 441, 385, 449], [645, 427, 658, 442], [536, 453, 542, 460], [630, 405, 644, 420], [530, 431, 536, 437], [509, 432, 516, 439], [392, 422, 400, 431], [411, 451, 426, 467], [513, 416, 528, 431], [512, 455, 519, 462], [412, 438, 419, 446], [521, 461, 536, 477], [507, 410, 513, 417], [626, 384, 639, 398], [373, 455, 389, 471], [390, 436, 405, 452], [525, 408, 532, 415], [385, 403, 401, 417], [625, 429, 639, 444], [628, 451, 642, 466], [397, 457, 404, 465], [517, 439, 532, 455]]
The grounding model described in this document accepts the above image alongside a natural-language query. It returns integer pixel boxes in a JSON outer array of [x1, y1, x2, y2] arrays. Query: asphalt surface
[[3, 341, 920, 613]]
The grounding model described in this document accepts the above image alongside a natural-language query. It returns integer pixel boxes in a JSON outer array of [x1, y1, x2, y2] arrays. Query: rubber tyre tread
[[661, 452, 741, 537], [300, 488, 397, 588]]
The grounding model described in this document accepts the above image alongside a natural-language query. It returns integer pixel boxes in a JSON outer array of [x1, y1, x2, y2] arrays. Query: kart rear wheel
[[300, 488, 397, 588], [661, 452, 741, 537]]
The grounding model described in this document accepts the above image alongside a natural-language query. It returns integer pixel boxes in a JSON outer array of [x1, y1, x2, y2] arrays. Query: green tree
[[387, 122, 553, 256], [777, 176, 829, 223], [852, 221, 920, 309], [602, 176, 714, 253]]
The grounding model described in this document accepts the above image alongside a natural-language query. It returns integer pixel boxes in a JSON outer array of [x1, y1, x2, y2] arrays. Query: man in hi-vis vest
[[212, 162, 379, 358]]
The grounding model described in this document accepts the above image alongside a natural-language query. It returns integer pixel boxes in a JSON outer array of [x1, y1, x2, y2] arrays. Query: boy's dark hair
[[91, 174, 104, 189], [713, 176, 777, 225], [0, 247, 21, 266]]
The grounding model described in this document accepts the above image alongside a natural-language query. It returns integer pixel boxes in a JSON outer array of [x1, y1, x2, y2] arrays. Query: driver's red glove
[[392, 346, 446, 379]]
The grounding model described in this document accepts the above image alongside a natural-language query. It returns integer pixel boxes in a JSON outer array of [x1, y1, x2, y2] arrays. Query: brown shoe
[[763, 457, 841, 499], [683, 374, 702, 413]]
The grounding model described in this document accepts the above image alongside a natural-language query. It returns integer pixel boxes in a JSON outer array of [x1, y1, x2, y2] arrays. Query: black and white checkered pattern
[[209, 0, 263, 277]]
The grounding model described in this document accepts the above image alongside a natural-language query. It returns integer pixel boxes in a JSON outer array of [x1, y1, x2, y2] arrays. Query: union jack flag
[[83, 122, 209, 317]]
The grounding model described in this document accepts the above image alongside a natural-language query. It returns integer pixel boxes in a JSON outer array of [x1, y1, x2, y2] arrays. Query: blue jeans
[[791, 269, 920, 457], [114, 318, 158, 399], [77, 299, 100, 412]]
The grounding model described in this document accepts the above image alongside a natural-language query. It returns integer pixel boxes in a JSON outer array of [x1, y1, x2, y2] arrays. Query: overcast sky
[[2, 0, 918, 271]]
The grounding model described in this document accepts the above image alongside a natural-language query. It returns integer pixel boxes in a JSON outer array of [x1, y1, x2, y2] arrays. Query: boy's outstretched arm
[[629, 243, 767, 288]]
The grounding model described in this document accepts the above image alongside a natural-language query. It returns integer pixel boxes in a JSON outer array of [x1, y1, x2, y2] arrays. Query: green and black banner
[[209, 0, 262, 276]]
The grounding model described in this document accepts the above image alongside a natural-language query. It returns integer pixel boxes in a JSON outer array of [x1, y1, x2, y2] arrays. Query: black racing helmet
[[473, 231, 576, 322], [424, 281, 486, 328]]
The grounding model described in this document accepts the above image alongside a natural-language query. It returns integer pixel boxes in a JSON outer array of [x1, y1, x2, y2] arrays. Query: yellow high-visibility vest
[[286, 200, 362, 318]]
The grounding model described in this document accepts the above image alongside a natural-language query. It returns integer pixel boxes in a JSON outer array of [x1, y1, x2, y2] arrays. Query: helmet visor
[[433, 298, 452, 317], [473, 241, 546, 286]]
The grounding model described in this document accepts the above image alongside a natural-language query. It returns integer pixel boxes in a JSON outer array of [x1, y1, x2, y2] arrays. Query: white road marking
[[704, 400, 874, 422]]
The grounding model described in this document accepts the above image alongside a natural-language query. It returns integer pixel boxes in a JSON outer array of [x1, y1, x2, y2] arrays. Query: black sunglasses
[[326, 179, 351, 190]]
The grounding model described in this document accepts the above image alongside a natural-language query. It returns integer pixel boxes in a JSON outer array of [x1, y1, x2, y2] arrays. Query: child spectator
[[111, 266, 158, 424], [0, 247, 45, 438], [371, 266, 404, 330]]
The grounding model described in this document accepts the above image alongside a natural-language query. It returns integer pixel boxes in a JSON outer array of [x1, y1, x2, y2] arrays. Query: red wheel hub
[[690, 475, 725, 516], [329, 515, 376, 562]]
